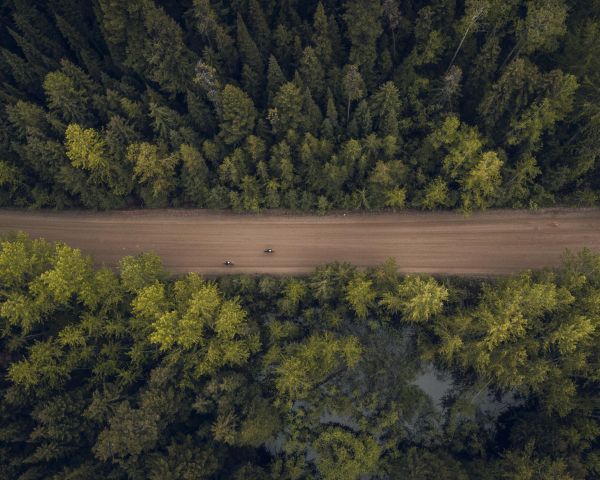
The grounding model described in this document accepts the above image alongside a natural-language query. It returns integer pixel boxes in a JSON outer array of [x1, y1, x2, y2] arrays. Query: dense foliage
[[1, 234, 598, 479], [1, 0, 600, 211]]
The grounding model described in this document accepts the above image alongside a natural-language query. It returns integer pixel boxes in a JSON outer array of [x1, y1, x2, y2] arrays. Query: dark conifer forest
[[0, 0, 599, 211], [0, 234, 599, 478], [1, 1, 600, 479]]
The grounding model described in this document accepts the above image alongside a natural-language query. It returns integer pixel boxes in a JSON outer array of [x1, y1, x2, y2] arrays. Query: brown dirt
[[1, 208, 599, 276]]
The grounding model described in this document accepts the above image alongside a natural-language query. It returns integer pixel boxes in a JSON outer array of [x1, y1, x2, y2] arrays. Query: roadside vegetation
[[2, 1, 599, 477], [1, 234, 598, 479], [0, 0, 599, 212]]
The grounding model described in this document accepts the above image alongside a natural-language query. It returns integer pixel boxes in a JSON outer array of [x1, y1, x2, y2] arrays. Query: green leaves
[[274, 333, 362, 400], [0, 233, 598, 478], [420, 177, 451, 210], [137, 274, 256, 376], [343, 0, 383, 77], [140, 3, 195, 94], [1, 0, 600, 472], [429, 265, 599, 417], [34, 244, 93, 304], [127, 142, 178, 201], [8, 338, 70, 390], [370, 81, 401, 137], [42, 68, 91, 124], [506, 70, 578, 149], [65, 124, 110, 180], [214, 299, 246, 341], [345, 273, 376, 318], [546, 314, 595, 355], [219, 85, 257, 145], [380, 275, 449, 322], [1, 0, 599, 212], [314, 427, 381, 480], [120, 253, 166, 293], [279, 279, 307, 315], [424, 115, 506, 211], [268, 82, 303, 135], [342, 65, 366, 123], [132, 282, 168, 316], [0, 233, 51, 289], [460, 150, 503, 211], [516, 0, 568, 55], [384, 187, 407, 209]]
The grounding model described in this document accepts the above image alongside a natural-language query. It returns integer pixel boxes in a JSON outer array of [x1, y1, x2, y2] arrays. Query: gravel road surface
[[1, 208, 599, 276]]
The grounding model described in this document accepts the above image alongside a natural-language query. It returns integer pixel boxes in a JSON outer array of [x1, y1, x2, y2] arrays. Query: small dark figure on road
[[224, 260, 234, 266], [264, 248, 274, 253]]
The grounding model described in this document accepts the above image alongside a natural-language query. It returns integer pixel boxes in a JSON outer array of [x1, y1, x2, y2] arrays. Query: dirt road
[[1, 208, 599, 276]]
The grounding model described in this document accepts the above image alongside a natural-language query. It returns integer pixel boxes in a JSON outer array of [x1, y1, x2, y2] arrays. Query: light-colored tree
[[314, 427, 381, 480], [346, 273, 376, 318], [342, 65, 365, 124], [381, 275, 448, 322], [127, 142, 178, 199], [274, 333, 362, 400], [65, 124, 110, 181]]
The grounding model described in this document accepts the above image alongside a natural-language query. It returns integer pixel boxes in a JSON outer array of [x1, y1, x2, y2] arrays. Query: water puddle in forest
[[265, 330, 522, 457], [411, 363, 523, 418]]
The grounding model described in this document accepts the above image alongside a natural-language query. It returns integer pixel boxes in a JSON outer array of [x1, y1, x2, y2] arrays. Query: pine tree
[[267, 55, 286, 104], [515, 0, 568, 56], [301, 88, 323, 135], [193, 0, 238, 74], [370, 81, 401, 137], [139, 3, 196, 94], [380, 275, 448, 322], [237, 14, 264, 100], [64, 124, 110, 182], [0, 0, 598, 211], [342, 65, 366, 125], [298, 46, 326, 105], [312, 2, 333, 66], [382, 0, 401, 56], [343, 0, 383, 81], [268, 82, 303, 136], [460, 151, 504, 211], [180, 144, 209, 206], [349, 99, 373, 137], [43, 64, 96, 125], [54, 13, 104, 79], [325, 88, 339, 128], [314, 428, 381, 480], [127, 142, 178, 202], [247, 0, 271, 53], [346, 272, 375, 318], [219, 84, 258, 145]]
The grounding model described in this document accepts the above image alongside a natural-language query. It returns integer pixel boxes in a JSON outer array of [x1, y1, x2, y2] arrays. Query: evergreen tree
[[312, 2, 334, 67], [0, 235, 599, 478], [219, 84, 258, 145], [237, 14, 264, 101], [342, 65, 365, 125], [180, 143, 209, 206], [0, 0, 598, 210], [139, 3, 197, 93], [266, 54, 286, 104], [343, 0, 383, 81], [298, 46, 326, 104], [247, 0, 271, 54], [268, 82, 304, 136], [64, 124, 110, 182], [127, 142, 178, 203], [370, 81, 401, 138], [43, 63, 97, 125]]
